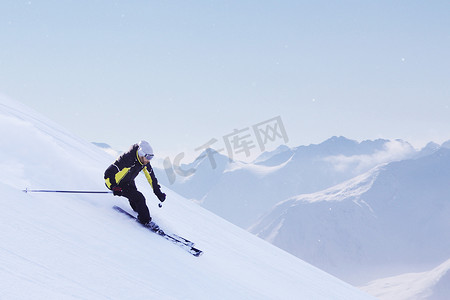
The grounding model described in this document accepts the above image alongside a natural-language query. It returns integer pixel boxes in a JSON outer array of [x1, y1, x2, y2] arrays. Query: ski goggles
[[144, 153, 154, 160]]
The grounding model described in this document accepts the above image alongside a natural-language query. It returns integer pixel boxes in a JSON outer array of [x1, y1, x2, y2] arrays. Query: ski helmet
[[138, 140, 154, 160]]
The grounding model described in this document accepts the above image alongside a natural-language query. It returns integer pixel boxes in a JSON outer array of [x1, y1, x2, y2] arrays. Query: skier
[[104, 140, 166, 229]]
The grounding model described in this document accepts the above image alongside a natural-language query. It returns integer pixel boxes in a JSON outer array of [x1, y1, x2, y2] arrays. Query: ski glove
[[157, 191, 166, 202], [112, 186, 123, 196]]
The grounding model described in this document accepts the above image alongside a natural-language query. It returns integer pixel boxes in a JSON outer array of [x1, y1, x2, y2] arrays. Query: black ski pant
[[122, 182, 151, 224]]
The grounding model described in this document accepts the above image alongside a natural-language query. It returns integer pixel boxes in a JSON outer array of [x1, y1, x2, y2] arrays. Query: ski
[[113, 206, 203, 257], [172, 234, 195, 248]]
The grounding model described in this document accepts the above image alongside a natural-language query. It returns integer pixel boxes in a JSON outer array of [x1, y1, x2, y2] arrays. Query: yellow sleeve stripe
[[105, 178, 112, 188], [115, 167, 130, 185], [106, 167, 131, 188]]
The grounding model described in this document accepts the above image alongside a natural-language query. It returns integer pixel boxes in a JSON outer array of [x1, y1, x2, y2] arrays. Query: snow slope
[[0, 96, 374, 299], [360, 258, 450, 300], [250, 150, 450, 285]]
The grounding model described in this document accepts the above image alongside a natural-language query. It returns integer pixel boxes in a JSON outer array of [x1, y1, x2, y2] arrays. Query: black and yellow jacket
[[104, 144, 163, 196]]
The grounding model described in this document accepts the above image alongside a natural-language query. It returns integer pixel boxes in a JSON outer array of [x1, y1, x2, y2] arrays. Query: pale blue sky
[[1, 1, 449, 161]]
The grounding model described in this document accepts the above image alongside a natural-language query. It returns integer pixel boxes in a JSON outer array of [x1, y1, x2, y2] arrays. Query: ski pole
[[23, 188, 112, 194]]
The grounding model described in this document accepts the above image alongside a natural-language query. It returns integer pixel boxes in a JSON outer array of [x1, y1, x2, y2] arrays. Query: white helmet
[[138, 140, 154, 160]]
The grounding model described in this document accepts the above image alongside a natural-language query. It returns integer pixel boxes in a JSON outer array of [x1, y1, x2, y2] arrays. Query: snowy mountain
[[250, 149, 450, 286], [0, 96, 374, 299], [360, 258, 450, 300], [155, 135, 418, 228]]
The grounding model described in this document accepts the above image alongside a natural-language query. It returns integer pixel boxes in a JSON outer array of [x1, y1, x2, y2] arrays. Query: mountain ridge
[[155, 135, 424, 228], [251, 148, 450, 286]]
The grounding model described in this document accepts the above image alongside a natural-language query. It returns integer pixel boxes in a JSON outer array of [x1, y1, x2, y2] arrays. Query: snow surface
[[0, 96, 374, 299], [360, 258, 450, 300]]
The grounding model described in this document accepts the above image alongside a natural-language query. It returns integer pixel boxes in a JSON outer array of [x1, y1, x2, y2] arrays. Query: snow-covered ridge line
[[289, 164, 384, 204], [360, 258, 450, 300]]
